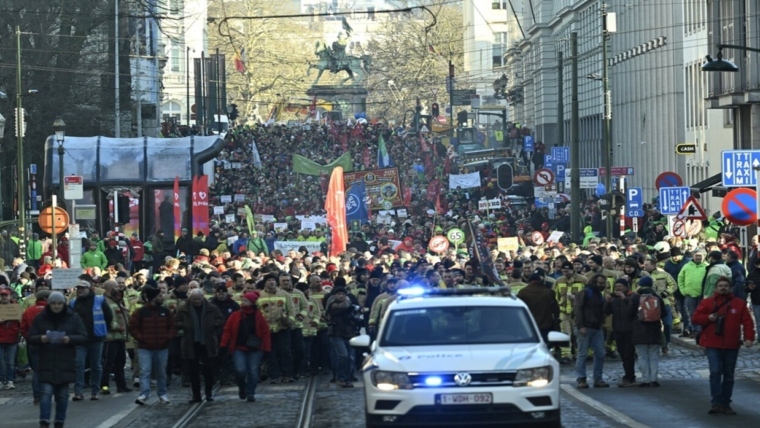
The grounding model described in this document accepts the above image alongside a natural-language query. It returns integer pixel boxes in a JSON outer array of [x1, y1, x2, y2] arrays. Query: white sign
[[213, 206, 225, 215], [377, 216, 392, 225], [534, 185, 558, 199], [261, 215, 276, 223], [225, 214, 236, 223], [449, 172, 481, 189], [546, 231, 564, 243], [397, 209, 408, 217], [273, 241, 322, 254], [378, 210, 396, 217], [564, 168, 599, 189], [220, 195, 232, 203], [227, 235, 238, 246], [478, 199, 502, 210], [63, 176, 84, 200], [273, 223, 288, 231], [234, 194, 246, 202], [301, 221, 317, 231], [52, 268, 82, 290]]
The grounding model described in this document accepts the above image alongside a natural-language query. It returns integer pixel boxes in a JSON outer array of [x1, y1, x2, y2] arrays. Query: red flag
[[234, 48, 246, 74], [362, 146, 370, 168], [325, 167, 348, 256], [191, 176, 200, 235], [198, 175, 210, 235], [403, 187, 412, 207], [173, 176, 181, 242]]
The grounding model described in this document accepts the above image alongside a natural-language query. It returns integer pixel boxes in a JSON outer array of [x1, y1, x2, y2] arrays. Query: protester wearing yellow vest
[[554, 262, 587, 363]]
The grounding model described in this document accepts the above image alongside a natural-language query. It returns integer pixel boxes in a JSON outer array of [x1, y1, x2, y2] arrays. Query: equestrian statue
[[307, 17, 371, 86]]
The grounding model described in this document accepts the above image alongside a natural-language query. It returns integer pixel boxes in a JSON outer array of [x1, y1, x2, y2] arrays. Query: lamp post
[[53, 117, 66, 200], [16, 26, 27, 256], [0, 113, 5, 218]]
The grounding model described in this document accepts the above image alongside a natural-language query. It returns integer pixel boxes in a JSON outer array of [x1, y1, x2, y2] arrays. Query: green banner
[[292, 152, 353, 176]]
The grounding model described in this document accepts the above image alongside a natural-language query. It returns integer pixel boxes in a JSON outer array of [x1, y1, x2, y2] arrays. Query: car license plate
[[438, 393, 493, 405]]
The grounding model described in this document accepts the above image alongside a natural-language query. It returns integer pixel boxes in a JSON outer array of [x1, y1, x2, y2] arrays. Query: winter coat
[[629, 288, 664, 345], [129, 303, 177, 350], [692, 292, 755, 349], [80, 249, 108, 270], [28, 306, 87, 385], [26, 239, 42, 261], [175, 301, 224, 359], [104, 295, 130, 342], [21, 300, 46, 338], [678, 260, 707, 298], [210, 296, 241, 322], [746, 270, 760, 305], [517, 281, 559, 330], [220, 308, 272, 353], [603, 291, 635, 333], [726, 260, 746, 299], [0, 302, 21, 344], [702, 261, 732, 298], [574, 285, 605, 330], [130, 239, 145, 262], [70, 290, 114, 342]]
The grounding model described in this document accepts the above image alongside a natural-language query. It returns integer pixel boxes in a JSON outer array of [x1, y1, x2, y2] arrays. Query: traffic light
[[431, 103, 440, 117], [496, 163, 513, 190], [116, 195, 130, 223], [457, 110, 468, 127]]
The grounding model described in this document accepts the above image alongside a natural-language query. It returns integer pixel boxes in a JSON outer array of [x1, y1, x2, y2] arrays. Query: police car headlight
[[514, 366, 552, 387], [372, 370, 414, 390]]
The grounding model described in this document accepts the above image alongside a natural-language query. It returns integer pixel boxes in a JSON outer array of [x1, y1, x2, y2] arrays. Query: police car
[[351, 287, 567, 427]]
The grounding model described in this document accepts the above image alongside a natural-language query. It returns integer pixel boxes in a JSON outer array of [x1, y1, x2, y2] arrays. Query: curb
[[669, 334, 703, 352]]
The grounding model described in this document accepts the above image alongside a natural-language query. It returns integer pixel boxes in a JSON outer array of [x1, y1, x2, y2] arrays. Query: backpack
[[638, 294, 661, 322]]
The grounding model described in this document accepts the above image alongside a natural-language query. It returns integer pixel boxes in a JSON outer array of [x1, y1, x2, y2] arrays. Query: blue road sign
[[627, 187, 644, 217], [544, 155, 553, 169], [655, 171, 682, 190], [659, 186, 690, 215], [30, 164, 37, 175], [722, 188, 757, 226], [551, 147, 569, 163], [722, 150, 760, 187], [523, 136, 534, 152], [553, 162, 566, 180]]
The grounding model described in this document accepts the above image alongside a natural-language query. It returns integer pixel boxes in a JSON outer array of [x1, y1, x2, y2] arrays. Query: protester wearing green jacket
[[81, 243, 108, 270], [677, 250, 707, 337], [26, 233, 43, 264], [702, 251, 733, 298]]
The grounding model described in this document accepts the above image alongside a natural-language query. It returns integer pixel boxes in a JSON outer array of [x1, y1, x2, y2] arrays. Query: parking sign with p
[[626, 187, 644, 217]]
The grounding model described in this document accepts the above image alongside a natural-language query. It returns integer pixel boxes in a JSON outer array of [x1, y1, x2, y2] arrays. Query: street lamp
[[53, 117, 66, 200]]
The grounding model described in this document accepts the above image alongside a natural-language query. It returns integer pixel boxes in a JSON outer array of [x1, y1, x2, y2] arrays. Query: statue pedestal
[[306, 85, 368, 120]]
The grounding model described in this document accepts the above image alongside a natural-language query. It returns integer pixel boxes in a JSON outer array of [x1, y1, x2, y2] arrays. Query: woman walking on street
[[630, 277, 665, 387], [28, 291, 87, 428], [220, 291, 271, 402]]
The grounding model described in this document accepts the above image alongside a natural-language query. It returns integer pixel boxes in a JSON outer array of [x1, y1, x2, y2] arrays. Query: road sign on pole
[[565, 168, 599, 189], [659, 186, 690, 215], [523, 135, 534, 152], [672, 219, 686, 237], [551, 146, 569, 163], [677, 195, 707, 221], [721, 150, 760, 187], [599, 167, 635, 176], [552, 162, 566, 180], [626, 187, 644, 217], [655, 171, 683, 190], [534, 168, 555, 186], [721, 188, 757, 226]]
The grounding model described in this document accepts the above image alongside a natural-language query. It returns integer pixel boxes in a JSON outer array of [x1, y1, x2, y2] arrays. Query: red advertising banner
[[173, 176, 181, 242], [197, 175, 210, 235], [191, 176, 200, 235], [343, 167, 403, 211]]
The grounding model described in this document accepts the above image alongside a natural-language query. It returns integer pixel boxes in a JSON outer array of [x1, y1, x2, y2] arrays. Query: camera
[[348, 304, 365, 326], [714, 314, 725, 336]]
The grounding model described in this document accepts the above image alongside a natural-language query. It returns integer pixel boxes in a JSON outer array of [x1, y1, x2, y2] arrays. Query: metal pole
[[619, 176, 626, 237], [114, 0, 120, 137], [602, 3, 613, 238], [449, 60, 454, 136], [216, 48, 222, 134], [557, 50, 564, 146], [186, 46, 190, 127], [200, 51, 206, 136], [570, 32, 581, 243], [136, 40, 142, 137], [16, 26, 26, 256], [58, 144, 65, 201], [415, 97, 421, 137]]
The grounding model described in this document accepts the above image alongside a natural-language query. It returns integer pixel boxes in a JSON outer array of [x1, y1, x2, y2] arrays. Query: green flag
[[292, 151, 353, 175], [244, 205, 256, 236]]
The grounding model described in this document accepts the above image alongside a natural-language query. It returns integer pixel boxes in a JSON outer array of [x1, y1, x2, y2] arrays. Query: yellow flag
[[244, 205, 255, 236]]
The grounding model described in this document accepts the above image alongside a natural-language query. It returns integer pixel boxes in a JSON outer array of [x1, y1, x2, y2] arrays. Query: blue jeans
[[0, 343, 17, 383], [28, 345, 41, 397], [75, 341, 104, 396], [232, 350, 264, 397], [329, 336, 352, 382], [40, 382, 70, 425], [662, 306, 673, 346], [575, 327, 605, 382], [138, 348, 168, 399], [705, 348, 739, 406], [635, 344, 660, 382], [684, 296, 702, 333]]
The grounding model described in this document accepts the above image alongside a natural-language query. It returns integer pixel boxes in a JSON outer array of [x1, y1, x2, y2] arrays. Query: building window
[[493, 32, 507, 68], [492, 1, 507, 10], [163, 101, 182, 122], [170, 45, 183, 73], [169, 0, 182, 15]]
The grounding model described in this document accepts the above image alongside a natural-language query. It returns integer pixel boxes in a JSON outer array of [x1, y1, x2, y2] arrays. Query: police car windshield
[[380, 306, 539, 347]]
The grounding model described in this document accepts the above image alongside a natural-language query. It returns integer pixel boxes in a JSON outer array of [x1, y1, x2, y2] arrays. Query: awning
[[690, 173, 721, 193]]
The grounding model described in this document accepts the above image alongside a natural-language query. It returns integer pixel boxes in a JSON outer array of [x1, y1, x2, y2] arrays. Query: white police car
[[351, 287, 568, 427]]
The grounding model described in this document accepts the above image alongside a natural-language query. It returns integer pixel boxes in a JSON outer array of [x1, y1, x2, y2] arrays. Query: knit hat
[[638, 276, 653, 288], [528, 273, 543, 282], [561, 262, 573, 270], [215, 284, 228, 293], [75, 280, 91, 289], [36, 290, 52, 301], [670, 248, 682, 257], [200, 248, 210, 256], [242, 291, 260, 305], [369, 268, 384, 279], [623, 258, 639, 268], [143, 286, 161, 301], [47, 291, 66, 304], [709, 250, 723, 261], [614, 278, 629, 289], [590, 255, 603, 266]]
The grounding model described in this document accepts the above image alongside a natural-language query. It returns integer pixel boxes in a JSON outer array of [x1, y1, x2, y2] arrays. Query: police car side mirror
[[350, 334, 371, 348], [547, 331, 570, 347]]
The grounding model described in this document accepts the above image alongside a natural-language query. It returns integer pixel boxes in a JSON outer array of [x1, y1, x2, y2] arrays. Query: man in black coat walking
[[28, 291, 87, 428]]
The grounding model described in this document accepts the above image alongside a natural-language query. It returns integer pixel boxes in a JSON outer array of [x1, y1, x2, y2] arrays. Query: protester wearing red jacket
[[692, 276, 755, 415], [220, 292, 271, 402], [0, 287, 21, 389], [20, 290, 49, 402]]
